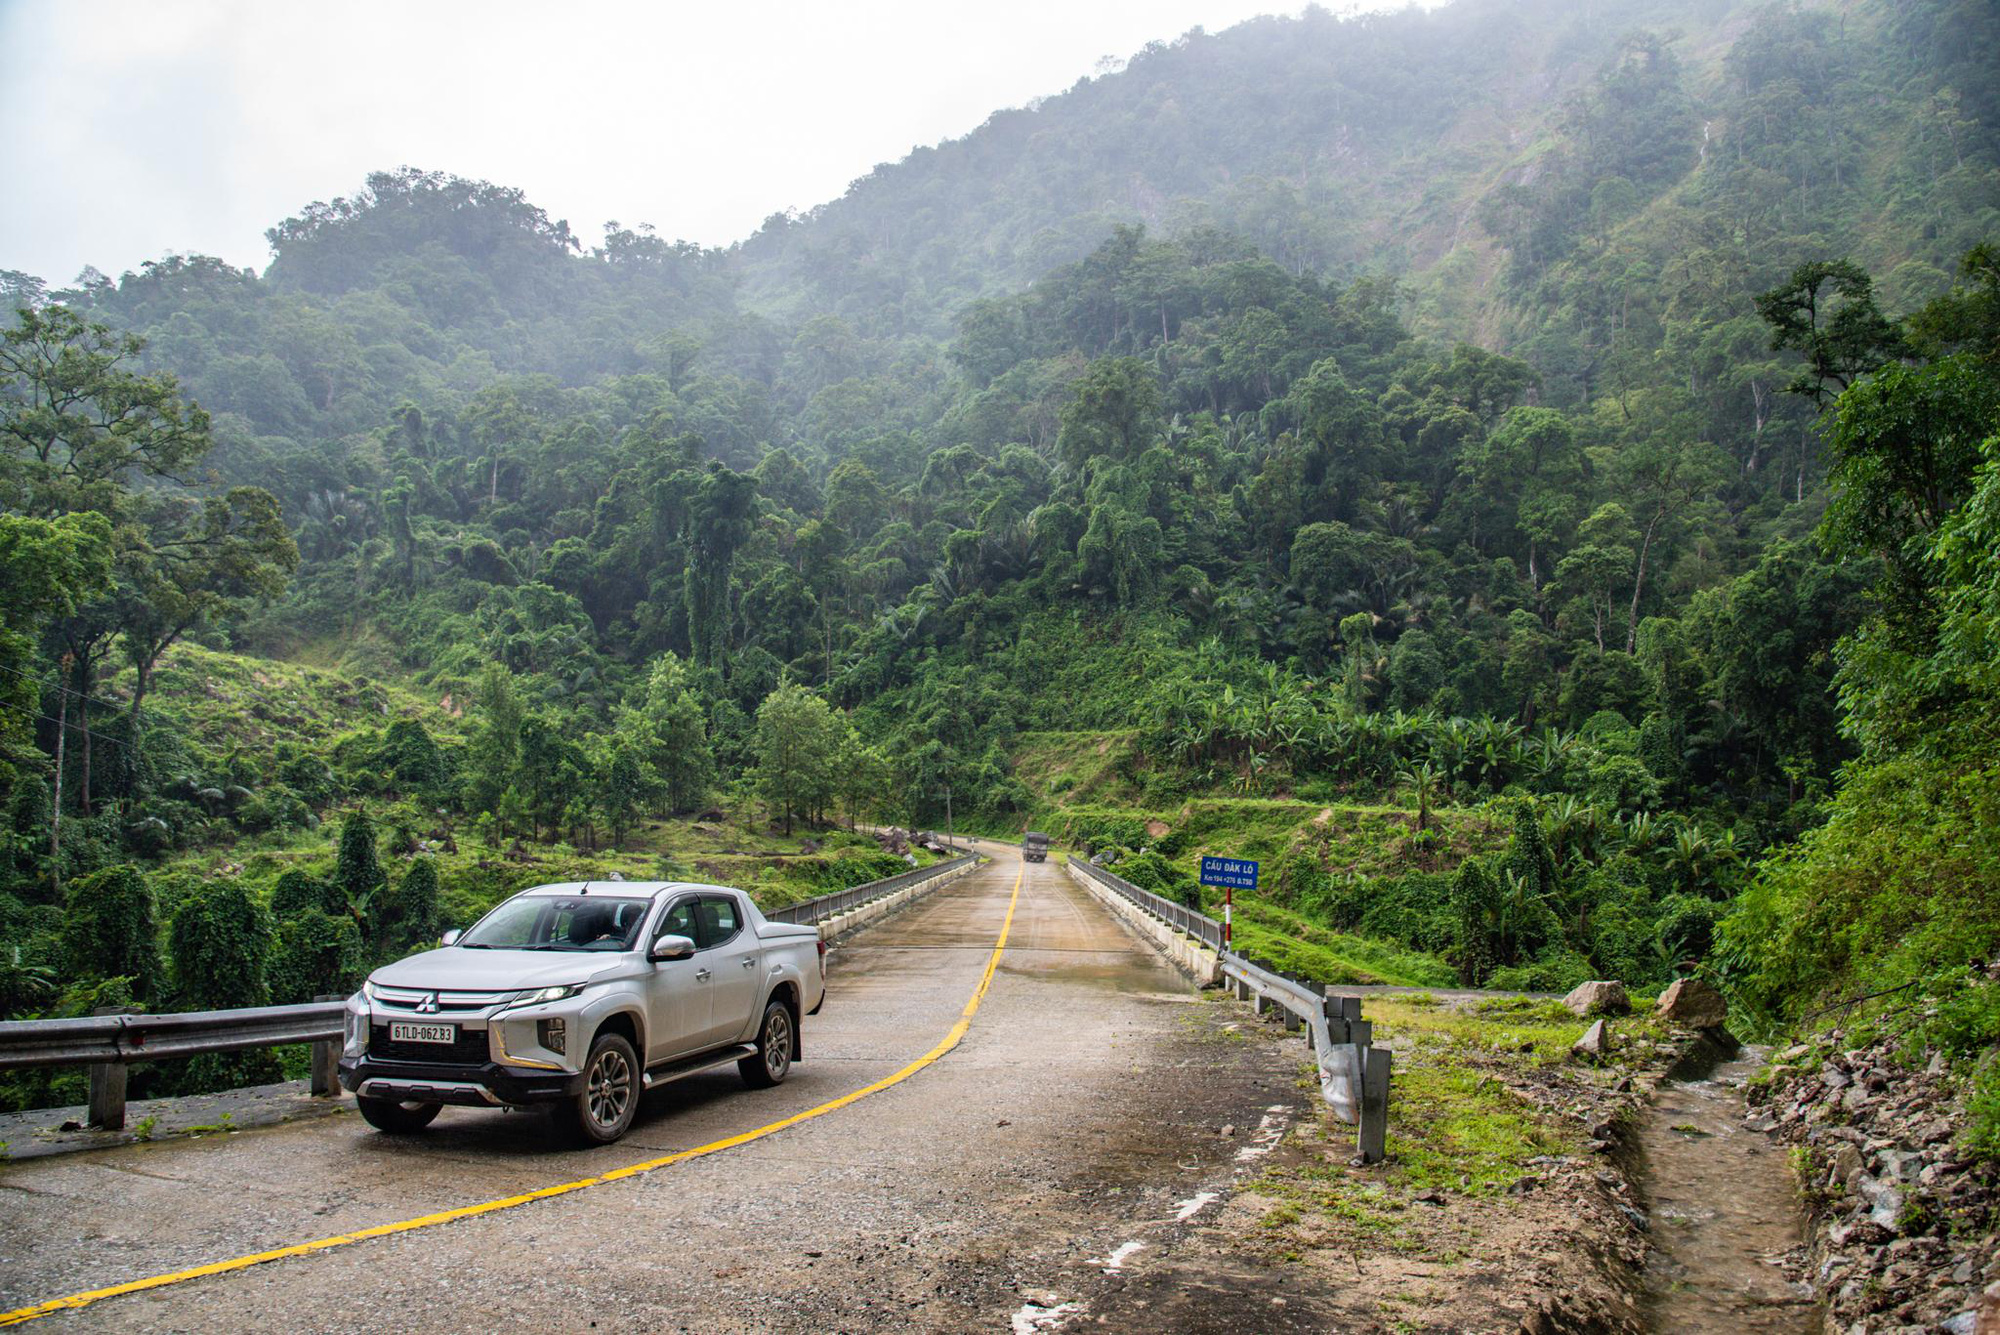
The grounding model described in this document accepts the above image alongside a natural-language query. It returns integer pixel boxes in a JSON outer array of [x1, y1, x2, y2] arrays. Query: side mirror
[[440, 929, 462, 946], [649, 934, 695, 962]]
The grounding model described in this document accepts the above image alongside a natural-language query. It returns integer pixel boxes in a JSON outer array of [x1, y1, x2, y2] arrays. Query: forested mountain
[[1, 0, 1997, 1128]]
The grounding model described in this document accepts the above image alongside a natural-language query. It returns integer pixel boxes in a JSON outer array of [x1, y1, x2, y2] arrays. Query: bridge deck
[[0, 848, 1307, 1332]]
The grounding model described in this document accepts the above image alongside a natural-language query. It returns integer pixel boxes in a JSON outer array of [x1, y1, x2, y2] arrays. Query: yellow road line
[[0, 864, 1025, 1328]]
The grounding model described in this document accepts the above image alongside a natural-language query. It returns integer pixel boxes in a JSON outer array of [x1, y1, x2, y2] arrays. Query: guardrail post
[[1320, 995, 1350, 1044], [87, 1006, 136, 1130], [1358, 1046, 1391, 1164], [1281, 1006, 1302, 1034], [311, 995, 344, 1097]]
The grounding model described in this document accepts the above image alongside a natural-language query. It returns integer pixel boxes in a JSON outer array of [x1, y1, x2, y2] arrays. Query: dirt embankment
[[1085, 990, 1710, 1334]]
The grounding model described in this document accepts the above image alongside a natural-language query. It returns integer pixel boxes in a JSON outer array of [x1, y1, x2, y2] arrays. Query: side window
[[654, 898, 696, 942], [693, 895, 741, 950]]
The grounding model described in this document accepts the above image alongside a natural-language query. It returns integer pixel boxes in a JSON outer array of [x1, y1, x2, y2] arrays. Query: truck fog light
[[538, 1018, 566, 1054]]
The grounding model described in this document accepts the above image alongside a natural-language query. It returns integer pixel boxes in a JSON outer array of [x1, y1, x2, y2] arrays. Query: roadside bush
[[59, 865, 162, 1002], [379, 858, 443, 953], [269, 909, 363, 1004], [1116, 849, 1203, 910], [168, 878, 272, 1011], [1487, 948, 1594, 993]]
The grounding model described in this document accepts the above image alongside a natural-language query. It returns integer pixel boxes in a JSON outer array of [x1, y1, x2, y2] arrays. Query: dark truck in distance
[[1023, 832, 1050, 863]]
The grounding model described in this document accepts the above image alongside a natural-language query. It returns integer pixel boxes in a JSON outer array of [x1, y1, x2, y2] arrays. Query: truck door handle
[[741, 957, 756, 969], [695, 969, 711, 982]]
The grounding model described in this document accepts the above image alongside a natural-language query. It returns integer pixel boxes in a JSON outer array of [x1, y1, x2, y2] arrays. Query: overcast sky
[[0, 0, 1419, 285]]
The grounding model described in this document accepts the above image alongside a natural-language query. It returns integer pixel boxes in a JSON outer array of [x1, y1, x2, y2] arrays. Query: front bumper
[[338, 1055, 584, 1107]]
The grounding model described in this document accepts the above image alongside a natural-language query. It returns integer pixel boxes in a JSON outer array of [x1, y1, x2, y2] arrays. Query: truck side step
[[642, 1044, 758, 1090]]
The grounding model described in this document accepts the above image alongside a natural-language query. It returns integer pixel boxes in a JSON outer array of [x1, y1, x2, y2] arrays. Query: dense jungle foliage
[[1, 0, 1997, 1115]]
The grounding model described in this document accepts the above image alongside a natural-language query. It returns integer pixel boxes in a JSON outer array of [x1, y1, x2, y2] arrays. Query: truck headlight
[[504, 983, 584, 1009]]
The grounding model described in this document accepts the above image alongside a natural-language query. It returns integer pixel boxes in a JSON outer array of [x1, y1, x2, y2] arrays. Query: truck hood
[[370, 947, 637, 993]]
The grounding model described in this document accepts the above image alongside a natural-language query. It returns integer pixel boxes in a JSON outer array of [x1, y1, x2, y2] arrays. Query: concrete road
[[0, 845, 1308, 1332]]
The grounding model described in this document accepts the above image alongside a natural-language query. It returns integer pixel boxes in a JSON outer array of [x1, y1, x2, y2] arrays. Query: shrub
[[1116, 849, 1203, 910], [169, 879, 271, 1011], [59, 866, 162, 1002], [269, 909, 362, 1004], [271, 869, 344, 920], [379, 858, 443, 953]]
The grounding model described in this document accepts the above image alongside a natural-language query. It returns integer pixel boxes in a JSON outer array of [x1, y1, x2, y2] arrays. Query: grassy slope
[[1002, 731, 1505, 988], [128, 645, 936, 930]]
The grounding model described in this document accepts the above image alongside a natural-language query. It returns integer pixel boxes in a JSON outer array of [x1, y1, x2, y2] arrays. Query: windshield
[[458, 895, 651, 952]]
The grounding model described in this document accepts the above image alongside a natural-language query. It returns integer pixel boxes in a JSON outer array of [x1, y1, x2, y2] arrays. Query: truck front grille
[[369, 1025, 491, 1065]]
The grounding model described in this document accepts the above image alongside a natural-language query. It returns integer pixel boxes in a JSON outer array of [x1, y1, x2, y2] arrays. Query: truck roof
[[516, 881, 740, 899]]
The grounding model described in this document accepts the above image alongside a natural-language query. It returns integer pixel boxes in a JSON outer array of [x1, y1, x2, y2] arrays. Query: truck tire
[[738, 999, 793, 1089], [357, 1096, 441, 1134], [553, 1031, 640, 1146]]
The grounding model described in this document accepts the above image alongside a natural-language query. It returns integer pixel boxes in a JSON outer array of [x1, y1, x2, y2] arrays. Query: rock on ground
[[1655, 977, 1729, 1028], [1749, 1022, 1999, 1331], [1572, 1019, 1614, 1060], [1563, 980, 1631, 1016]]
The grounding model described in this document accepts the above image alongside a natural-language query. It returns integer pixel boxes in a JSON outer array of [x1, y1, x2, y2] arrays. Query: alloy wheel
[[587, 1046, 633, 1129]]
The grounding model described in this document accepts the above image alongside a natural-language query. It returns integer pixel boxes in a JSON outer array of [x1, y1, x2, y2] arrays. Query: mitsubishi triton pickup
[[338, 881, 826, 1145]]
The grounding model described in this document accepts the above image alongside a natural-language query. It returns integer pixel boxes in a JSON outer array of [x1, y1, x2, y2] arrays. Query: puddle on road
[[997, 954, 1176, 994], [1634, 1041, 1821, 1333]]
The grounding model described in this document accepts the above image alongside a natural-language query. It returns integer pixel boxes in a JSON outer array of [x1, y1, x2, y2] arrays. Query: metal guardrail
[[0, 1001, 347, 1132], [1070, 857, 1225, 950], [1072, 855, 1391, 1163], [764, 854, 978, 927], [0, 857, 981, 1132]]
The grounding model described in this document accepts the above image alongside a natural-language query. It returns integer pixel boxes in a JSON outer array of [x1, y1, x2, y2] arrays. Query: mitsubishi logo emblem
[[416, 993, 440, 1013]]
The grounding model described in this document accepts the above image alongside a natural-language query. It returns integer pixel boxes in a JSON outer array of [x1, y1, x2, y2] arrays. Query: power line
[[0, 659, 129, 716], [0, 694, 134, 752], [0, 645, 329, 730]]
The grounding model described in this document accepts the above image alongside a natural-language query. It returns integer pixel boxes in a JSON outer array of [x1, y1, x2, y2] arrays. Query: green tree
[[0, 306, 213, 518], [589, 736, 652, 850], [753, 683, 844, 834], [465, 663, 523, 819], [0, 512, 112, 804], [115, 488, 298, 743], [1754, 259, 1908, 407], [270, 869, 344, 919], [1447, 858, 1501, 985], [683, 466, 757, 665], [628, 653, 712, 815], [1056, 357, 1162, 471]]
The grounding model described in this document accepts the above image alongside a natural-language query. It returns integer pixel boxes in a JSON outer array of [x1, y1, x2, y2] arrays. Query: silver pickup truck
[[337, 881, 826, 1145]]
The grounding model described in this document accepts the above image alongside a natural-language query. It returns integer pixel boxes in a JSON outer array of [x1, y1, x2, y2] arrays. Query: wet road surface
[[0, 846, 1306, 1332]]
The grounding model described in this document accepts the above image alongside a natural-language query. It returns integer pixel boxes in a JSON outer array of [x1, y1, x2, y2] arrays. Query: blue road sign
[[1199, 856, 1259, 890]]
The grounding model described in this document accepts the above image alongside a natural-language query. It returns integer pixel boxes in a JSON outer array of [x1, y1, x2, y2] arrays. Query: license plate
[[389, 1022, 457, 1044]]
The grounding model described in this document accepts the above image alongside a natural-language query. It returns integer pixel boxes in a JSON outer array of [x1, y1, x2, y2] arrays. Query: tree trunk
[[73, 658, 92, 817], [50, 670, 68, 895], [1626, 508, 1667, 653]]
